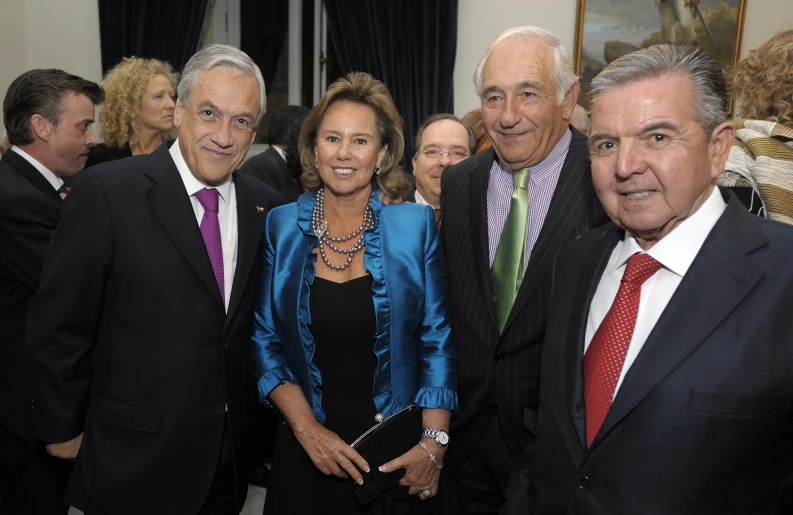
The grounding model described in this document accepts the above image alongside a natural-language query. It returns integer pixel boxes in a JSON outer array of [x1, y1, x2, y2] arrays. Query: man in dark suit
[[0, 69, 102, 515], [408, 113, 476, 225], [439, 26, 609, 514], [26, 45, 282, 515], [511, 44, 793, 514], [240, 104, 309, 191]]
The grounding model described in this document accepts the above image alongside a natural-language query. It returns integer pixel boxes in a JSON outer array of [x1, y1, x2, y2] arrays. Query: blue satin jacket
[[250, 190, 458, 423]]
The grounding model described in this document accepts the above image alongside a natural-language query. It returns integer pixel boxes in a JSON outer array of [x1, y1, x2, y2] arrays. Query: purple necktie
[[194, 188, 224, 302]]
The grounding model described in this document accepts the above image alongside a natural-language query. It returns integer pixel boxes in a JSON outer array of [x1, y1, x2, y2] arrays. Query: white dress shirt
[[271, 144, 287, 162], [170, 139, 238, 311], [9, 146, 64, 191], [414, 188, 432, 207], [584, 187, 727, 398]]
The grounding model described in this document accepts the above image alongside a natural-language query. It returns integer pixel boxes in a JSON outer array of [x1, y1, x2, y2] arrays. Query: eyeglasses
[[421, 148, 470, 161]]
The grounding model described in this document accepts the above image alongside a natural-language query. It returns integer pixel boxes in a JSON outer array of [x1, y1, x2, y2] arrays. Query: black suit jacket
[[239, 145, 293, 191], [440, 128, 609, 477], [0, 150, 63, 446], [524, 190, 793, 514], [26, 144, 283, 515]]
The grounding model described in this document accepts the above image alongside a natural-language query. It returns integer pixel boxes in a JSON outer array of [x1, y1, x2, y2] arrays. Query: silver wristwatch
[[422, 428, 450, 447]]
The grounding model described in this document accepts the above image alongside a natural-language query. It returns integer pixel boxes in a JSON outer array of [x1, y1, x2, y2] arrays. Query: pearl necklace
[[311, 189, 375, 271]]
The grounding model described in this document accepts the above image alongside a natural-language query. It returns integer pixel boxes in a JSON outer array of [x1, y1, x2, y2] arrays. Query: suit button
[[494, 352, 505, 363], [215, 403, 227, 413], [484, 399, 498, 411], [577, 476, 591, 491]]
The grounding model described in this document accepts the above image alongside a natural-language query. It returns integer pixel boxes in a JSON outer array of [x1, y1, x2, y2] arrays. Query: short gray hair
[[590, 44, 727, 134], [177, 44, 267, 124], [473, 26, 578, 106]]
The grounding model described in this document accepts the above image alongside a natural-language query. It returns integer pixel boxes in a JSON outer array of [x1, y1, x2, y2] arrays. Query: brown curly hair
[[99, 57, 178, 149], [731, 28, 793, 128], [299, 72, 410, 199]]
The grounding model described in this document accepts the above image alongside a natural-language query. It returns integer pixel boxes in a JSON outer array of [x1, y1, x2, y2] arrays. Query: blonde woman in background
[[717, 28, 793, 224], [85, 57, 177, 167]]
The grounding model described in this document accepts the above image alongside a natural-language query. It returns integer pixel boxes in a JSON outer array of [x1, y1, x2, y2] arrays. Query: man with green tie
[[438, 26, 610, 514]]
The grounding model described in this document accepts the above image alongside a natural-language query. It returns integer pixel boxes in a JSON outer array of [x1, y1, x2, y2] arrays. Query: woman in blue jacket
[[251, 72, 458, 514]]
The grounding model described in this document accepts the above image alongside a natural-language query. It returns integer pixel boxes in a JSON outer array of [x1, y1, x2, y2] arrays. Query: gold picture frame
[[573, 0, 747, 115]]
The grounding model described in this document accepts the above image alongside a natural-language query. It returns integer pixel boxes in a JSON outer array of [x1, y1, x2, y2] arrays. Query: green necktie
[[491, 167, 530, 334]]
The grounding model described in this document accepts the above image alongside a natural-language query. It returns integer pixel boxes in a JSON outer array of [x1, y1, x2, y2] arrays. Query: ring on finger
[[421, 489, 433, 498]]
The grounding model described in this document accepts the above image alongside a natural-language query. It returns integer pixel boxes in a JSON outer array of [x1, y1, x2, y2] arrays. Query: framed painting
[[573, 0, 747, 114]]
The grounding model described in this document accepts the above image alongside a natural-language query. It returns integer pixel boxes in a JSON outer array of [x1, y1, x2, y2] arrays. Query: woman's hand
[[379, 441, 444, 499], [293, 422, 370, 485]]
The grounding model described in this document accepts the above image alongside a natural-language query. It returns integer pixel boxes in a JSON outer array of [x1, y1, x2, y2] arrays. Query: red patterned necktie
[[194, 188, 224, 302], [584, 253, 662, 447]]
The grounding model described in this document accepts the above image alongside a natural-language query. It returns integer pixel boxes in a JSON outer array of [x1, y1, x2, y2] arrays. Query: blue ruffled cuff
[[256, 364, 299, 406], [414, 386, 459, 414]]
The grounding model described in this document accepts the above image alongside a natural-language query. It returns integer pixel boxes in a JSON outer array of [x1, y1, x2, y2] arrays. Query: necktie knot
[[512, 167, 530, 190], [195, 188, 220, 213], [621, 253, 662, 286]]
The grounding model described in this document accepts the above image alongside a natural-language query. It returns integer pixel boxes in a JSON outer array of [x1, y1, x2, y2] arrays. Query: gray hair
[[590, 44, 727, 134], [177, 44, 267, 124], [473, 26, 578, 106]]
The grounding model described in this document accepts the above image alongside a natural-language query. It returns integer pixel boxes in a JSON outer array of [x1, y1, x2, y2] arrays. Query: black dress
[[264, 275, 420, 514]]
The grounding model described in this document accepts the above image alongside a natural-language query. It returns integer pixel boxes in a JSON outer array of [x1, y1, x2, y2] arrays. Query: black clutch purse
[[351, 404, 422, 504]]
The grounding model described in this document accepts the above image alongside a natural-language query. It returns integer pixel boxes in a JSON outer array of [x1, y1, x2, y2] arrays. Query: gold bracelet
[[418, 441, 443, 470]]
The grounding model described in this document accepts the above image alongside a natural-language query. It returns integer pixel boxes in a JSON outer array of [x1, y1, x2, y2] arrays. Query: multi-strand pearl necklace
[[311, 189, 375, 271]]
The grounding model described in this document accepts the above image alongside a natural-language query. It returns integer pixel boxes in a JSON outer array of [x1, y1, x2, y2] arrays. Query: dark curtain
[[325, 0, 458, 173], [98, 0, 210, 74]]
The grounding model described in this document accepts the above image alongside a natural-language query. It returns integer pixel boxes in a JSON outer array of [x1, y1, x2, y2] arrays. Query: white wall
[[0, 0, 102, 136], [453, 0, 793, 117]]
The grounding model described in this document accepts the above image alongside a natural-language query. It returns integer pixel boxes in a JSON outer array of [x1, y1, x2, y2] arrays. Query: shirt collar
[[271, 145, 287, 161], [610, 186, 727, 277], [169, 138, 233, 203], [9, 146, 64, 191], [492, 128, 572, 182], [413, 188, 433, 207]]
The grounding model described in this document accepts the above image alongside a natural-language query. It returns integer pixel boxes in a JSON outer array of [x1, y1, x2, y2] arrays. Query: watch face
[[437, 431, 450, 446]]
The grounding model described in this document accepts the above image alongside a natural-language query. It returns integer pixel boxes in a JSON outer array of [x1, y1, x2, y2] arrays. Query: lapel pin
[[256, 206, 265, 213]]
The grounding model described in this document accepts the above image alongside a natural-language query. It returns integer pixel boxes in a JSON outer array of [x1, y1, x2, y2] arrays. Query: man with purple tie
[[26, 44, 282, 515]]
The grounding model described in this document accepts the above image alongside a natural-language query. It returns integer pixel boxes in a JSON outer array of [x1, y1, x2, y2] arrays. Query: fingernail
[[364, 466, 371, 473], [357, 478, 364, 485], [379, 465, 386, 472]]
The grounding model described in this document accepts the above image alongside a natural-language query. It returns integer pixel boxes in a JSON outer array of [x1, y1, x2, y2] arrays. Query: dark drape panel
[[325, 0, 458, 173], [98, 0, 210, 74]]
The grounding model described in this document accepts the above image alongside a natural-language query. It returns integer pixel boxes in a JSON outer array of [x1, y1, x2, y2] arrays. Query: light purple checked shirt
[[487, 128, 572, 268]]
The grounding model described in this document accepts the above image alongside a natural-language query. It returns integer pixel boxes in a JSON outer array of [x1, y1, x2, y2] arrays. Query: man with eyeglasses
[[409, 114, 476, 224], [438, 26, 609, 514]]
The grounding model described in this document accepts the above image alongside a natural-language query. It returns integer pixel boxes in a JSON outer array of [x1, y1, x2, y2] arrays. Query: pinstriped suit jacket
[[440, 127, 609, 476]]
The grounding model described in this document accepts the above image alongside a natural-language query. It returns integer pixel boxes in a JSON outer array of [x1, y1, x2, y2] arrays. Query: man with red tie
[[504, 44, 793, 514], [26, 45, 282, 515]]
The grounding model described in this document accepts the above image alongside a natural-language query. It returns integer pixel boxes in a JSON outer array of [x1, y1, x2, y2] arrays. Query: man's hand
[[379, 191, 403, 206], [46, 433, 83, 460]]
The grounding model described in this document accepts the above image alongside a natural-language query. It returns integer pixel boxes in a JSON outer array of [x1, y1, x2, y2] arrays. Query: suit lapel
[[225, 172, 265, 323], [469, 150, 498, 330], [591, 195, 767, 449], [2, 151, 63, 206], [145, 147, 224, 309], [504, 129, 596, 332], [565, 227, 621, 451]]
